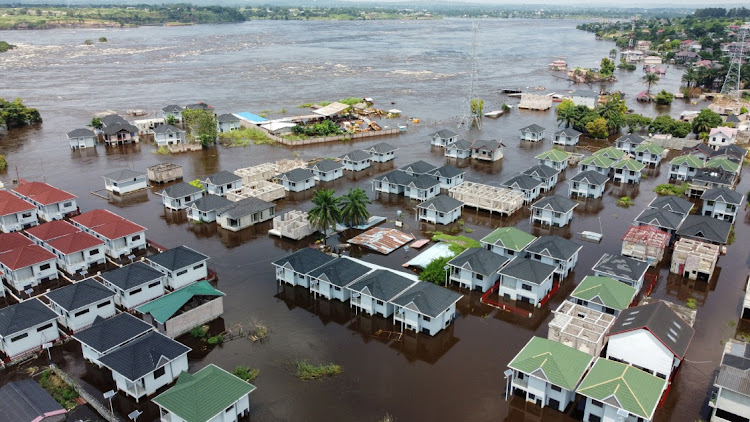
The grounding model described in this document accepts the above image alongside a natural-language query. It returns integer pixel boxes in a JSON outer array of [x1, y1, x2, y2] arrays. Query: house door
[[548, 398, 560, 410], [697, 272, 709, 282]]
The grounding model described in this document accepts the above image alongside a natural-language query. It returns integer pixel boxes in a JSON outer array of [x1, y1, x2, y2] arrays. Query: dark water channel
[[0, 19, 748, 422]]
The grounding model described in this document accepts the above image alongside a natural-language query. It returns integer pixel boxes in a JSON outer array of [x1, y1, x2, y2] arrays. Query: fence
[[50, 364, 121, 422]]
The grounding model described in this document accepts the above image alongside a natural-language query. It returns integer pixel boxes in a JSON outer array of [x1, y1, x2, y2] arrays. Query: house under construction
[[548, 300, 615, 357], [620, 225, 670, 265], [269, 210, 315, 240], [234, 159, 307, 185], [518, 93, 552, 111], [448, 182, 524, 216], [227, 180, 285, 203], [670, 238, 720, 281]]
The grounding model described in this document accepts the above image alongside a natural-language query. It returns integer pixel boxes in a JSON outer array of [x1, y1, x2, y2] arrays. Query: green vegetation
[[728, 226, 736, 245], [617, 57, 636, 71], [692, 109, 723, 134], [643, 73, 659, 95], [0, 41, 15, 52], [419, 256, 452, 285], [585, 117, 609, 139], [218, 127, 273, 146], [154, 146, 170, 155], [295, 361, 343, 380], [340, 188, 371, 227], [617, 196, 633, 208], [502, 103, 511, 113], [308, 189, 343, 245], [470, 98, 484, 118], [599, 57, 615, 77], [430, 232, 481, 255], [98, 36, 107, 42], [291, 120, 343, 137], [623, 113, 652, 133], [0, 97, 41, 129], [654, 90, 675, 106], [249, 319, 269, 341], [338, 97, 361, 107], [741, 107, 748, 114], [89, 117, 102, 129], [232, 366, 260, 383], [686, 298, 697, 309], [182, 109, 217, 147], [165, 114, 176, 126], [207, 335, 224, 345], [84, 39, 93, 45], [556, 93, 626, 136], [0, 155, 6, 171], [650, 115, 691, 137], [189, 325, 208, 338], [655, 182, 689, 196], [188, 179, 204, 190], [39, 369, 78, 410]]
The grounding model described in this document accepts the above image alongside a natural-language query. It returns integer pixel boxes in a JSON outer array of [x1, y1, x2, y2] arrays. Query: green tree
[[643, 72, 660, 94], [600, 57, 615, 77], [555, 99, 577, 128], [0, 98, 42, 129], [617, 57, 636, 71], [89, 117, 103, 129], [691, 108, 723, 134], [307, 189, 342, 245], [165, 114, 176, 126], [419, 256, 452, 285], [586, 117, 609, 139], [623, 113, 652, 133], [182, 109, 217, 147], [470, 98, 484, 118], [609, 48, 618, 59], [682, 67, 698, 87], [340, 188, 370, 227], [0, 154, 7, 171], [98, 37, 108, 43], [654, 90, 675, 106]]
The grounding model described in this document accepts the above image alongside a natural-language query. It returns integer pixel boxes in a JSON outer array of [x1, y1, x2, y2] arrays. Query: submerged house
[[45, 278, 116, 332], [709, 340, 750, 422], [445, 139, 473, 159], [74, 313, 153, 367], [308, 257, 372, 302], [70, 209, 147, 259], [0, 237, 58, 293], [217, 113, 241, 133], [634, 207, 686, 238], [529, 195, 578, 228], [448, 247, 509, 292], [103, 169, 148, 195], [681, 142, 713, 161], [137, 281, 225, 338], [273, 248, 335, 288], [578, 155, 614, 176], [634, 142, 666, 167], [216, 197, 276, 232], [0, 298, 60, 359], [536, 149, 570, 172], [648, 195, 694, 217], [708, 127, 739, 150], [705, 157, 741, 176], [401, 160, 437, 177], [310, 159, 345, 182], [101, 120, 139, 145], [366, 142, 397, 162], [671, 238, 720, 281], [525, 235, 582, 279], [610, 158, 646, 184], [11, 180, 78, 222], [594, 147, 626, 161], [391, 281, 462, 336], [416, 195, 463, 225], [0, 190, 38, 232], [519, 124, 547, 142], [553, 128, 582, 146], [201, 171, 242, 197], [276, 168, 316, 192], [339, 150, 372, 171], [429, 129, 458, 147], [701, 187, 743, 223], [522, 164, 559, 192], [572, 89, 599, 108], [159, 183, 204, 211], [676, 215, 732, 245], [501, 174, 543, 204], [161, 105, 184, 122], [592, 253, 649, 292], [669, 155, 705, 181], [372, 170, 414, 195], [569, 275, 637, 316], [44, 230, 106, 275], [497, 257, 557, 306], [429, 164, 465, 189], [568, 170, 608, 199], [153, 124, 186, 147], [471, 139, 505, 161], [347, 269, 416, 317], [689, 168, 738, 198], [67, 128, 96, 150], [481, 227, 537, 259], [186, 194, 232, 223], [404, 175, 441, 201], [99, 262, 167, 310], [615, 133, 645, 155], [146, 245, 209, 290]]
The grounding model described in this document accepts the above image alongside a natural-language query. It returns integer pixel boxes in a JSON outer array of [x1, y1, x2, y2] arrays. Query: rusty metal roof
[[349, 227, 414, 255]]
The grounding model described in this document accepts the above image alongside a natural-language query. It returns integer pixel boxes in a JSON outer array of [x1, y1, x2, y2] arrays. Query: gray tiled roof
[[73, 313, 152, 354], [100, 262, 165, 291], [101, 114, 128, 127], [717, 341, 750, 395], [417, 194, 463, 213], [609, 301, 694, 358], [472, 139, 504, 151], [401, 160, 438, 175], [0, 299, 58, 337], [185, 103, 212, 110], [448, 247, 509, 276], [216, 197, 274, 219], [161, 182, 203, 199], [570, 170, 609, 185], [408, 174, 440, 190], [531, 195, 578, 213], [520, 124, 546, 133], [712, 144, 747, 159], [676, 215, 732, 244], [593, 253, 649, 283], [148, 246, 208, 272], [681, 142, 713, 156], [450, 139, 474, 150], [430, 164, 465, 179], [279, 168, 315, 183], [431, 129, 458, 139], [648, 195, 695, 216], [67, 128, 95, 138], [555, 128, 582, 137], [0, 380, 64, 422], [726, 114, 741, 123], [103, 169, 146, 182], [522, 164, 558, 180], [635, 207, 686, 230], [376, 170, 415, 186], [272, 248, 335, 275], [310, 159, 345, 173], [367, 142, 397, 154], [347, 269, 416, 301], [499, 257, 556, 285], [573, 89, 599, 98], [217, 113, 239, 123], [46, 278, 115, 312], [391, 282, 463, 318], [701, 187, 743, 205], [617, 133, 645, 145], [153, 124, 184, 135], [339, 150, 372, 162], [203, 170, 241, 186], [98, 331, 190, 381], [162, 105, 183, 113], [501, 174, 544, 191], [187, 194, 232, 212], [525, 235, 582, 261], [692, 168, 737, 186], [101, 122, 138, 135], [307, 257, 372, 287]]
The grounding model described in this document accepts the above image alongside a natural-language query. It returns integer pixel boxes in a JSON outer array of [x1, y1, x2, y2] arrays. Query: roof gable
[[509, 337, 593, 390]]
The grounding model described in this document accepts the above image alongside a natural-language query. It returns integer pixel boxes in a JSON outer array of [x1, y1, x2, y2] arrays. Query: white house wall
[[0, 320, 59, 358], [607, 330, 674, 379]]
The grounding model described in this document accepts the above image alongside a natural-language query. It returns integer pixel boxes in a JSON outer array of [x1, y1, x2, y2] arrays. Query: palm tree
[[340, 188, 371, 227], [643, 72, 660, 94], [556, 106, 576, 128], [681, 67, 697, 87], [307, 189, 342, 245]]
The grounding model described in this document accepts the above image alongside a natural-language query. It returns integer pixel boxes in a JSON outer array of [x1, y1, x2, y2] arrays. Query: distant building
[[572, 90, 599, 109], [159, 183, 204, 210], [366, 142, 397, 163], [347, 269, 416, 317], [536, 149, 570, 172], [615, 133, 645, 155], [416, 194, 463, 225], [471, 139, 505, 161], [153, 124, 186, 147], [185, 194, 231, 223], [310, 159, 345, 182], [372, 170, 414, 195], [579, 155, 614, 176], [308, 257, 371, 302], [201, 171, 242, 197], [102, 169, 148, 195], [161, 105, 184, 122], [217, 113, 241, 133]]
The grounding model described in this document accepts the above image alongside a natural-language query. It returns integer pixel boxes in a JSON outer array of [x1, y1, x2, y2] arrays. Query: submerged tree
[[643, 72, 660, 94], [89, 117, 103, 130], [340, 188, 371, 227], [182, 109, 217, 147], [308, 189, 342, 245]]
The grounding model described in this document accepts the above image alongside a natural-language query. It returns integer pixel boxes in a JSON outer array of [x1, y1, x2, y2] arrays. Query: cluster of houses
[[668, 141, 746, 198], [429, 129, 506, 161]]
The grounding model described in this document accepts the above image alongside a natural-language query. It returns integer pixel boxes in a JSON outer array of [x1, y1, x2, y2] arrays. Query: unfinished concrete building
[[518, 93, 552, 111], [548, 300, 615, 357], [147, 163, 183, 184], [234, 163, 278, 184], [620, 225, 670, 265], [670, 238, 720, 281], [448, 182, 524, 216], [227, 180, 285, 203], [268, 210, 315, 240]]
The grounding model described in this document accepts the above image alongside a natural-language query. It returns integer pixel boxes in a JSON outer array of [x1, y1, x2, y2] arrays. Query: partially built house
[[269, 210, 315, 240], [548, 300, 615, 357], [448, 182, 524, 216], [234, 163, 278, 185], [227, 181, 285, 203], [518, 94, 552, 111], [670, 238, 720, 281], [620, 225, 670, 265], [147, 163, 183, 184]]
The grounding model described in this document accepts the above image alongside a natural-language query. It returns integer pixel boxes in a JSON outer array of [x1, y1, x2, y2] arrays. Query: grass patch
[[154, 145, 170, 154], [39, 369, 78, 410], [249, 319, 269, 342], [0, 154, 7, 171], [282, 134, 310, 142], [232, 366, 260, 382], [464, 227, 474, 233], [297, 102, 314, 108], [218, 128, 273, 146], [654, 182, 688, 196], [617, 196, 633, 208], [431, 232, 481, 254], [338, 97, 361, 107], [728, 226, 735, 245], [295, 360, 342, 380], [686, 298, 697, 309], [0, 41, 15, 53], [207, 335, 224, 345]]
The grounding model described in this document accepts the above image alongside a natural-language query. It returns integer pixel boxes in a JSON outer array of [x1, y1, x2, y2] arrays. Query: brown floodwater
[[0, 18, 748, 422]]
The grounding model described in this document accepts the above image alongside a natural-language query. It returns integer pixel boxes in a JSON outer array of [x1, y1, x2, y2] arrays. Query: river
[[0, 18, 747, 422]]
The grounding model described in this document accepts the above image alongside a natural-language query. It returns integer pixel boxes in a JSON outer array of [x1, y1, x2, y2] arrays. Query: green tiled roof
[[705, 157, 740, 173], [153, 364, 257, 422], [136, 281, 224, 324], [535, 149, 570, 162], [593, 147, 626, 160], [480, 227, 537, 252], [633, 142, 665, 154], [669, 155, 704, 168], [570, 276, 637, 311], [577, 358, 666, 420], [611, 158, 646, 172], [509, 337, 594, 391], [580, 155, 615, 168]]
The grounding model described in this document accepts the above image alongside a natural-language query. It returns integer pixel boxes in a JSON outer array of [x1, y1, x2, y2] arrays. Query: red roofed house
[[26, 220, 106, 274], [621, 225, 670, 265], [11, 180, 78, 222], [0, 233, 58, 294], [0, 190, 39, 233], [25, 220, 80, 245], [71, 209, 147, 259]]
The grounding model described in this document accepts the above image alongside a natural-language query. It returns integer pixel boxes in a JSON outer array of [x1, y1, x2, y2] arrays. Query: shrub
[[84, 39, 93, 45], [0, 154, 6, 171], [654, 90, 674, 106], [419, 256, 452, 285], [232, 366, 260, 382], [654, 183, 688, 196], [295, 361, 342, 380], [98, 37, 107, 42], [741, 107, 748, 115], [617, 196, 633, 208], [154, 146, 170, 154], [207, 335, 224, 344], [189, 325, 207, 338], [686, 298, 697, 309]]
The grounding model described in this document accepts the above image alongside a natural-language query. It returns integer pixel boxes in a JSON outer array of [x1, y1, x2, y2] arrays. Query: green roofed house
[[507, 336, 594, 412], [634, 142, 665, 167], [578, 358, 667, 422], [481, 227, 537, 259], [704, 157, 741, 175], [137, 281, 225, 338], [611, 158, 646, 184], [593, 147, 626, 161], [579, 155, 615, 176], [669, 155, 705, 181], [153, 364, 257, 422], [536, 149, 570, 172], [570, 276, 637, 316]]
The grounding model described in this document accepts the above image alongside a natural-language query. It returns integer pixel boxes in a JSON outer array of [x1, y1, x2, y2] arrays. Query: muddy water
[[0, 19, 748, 422]]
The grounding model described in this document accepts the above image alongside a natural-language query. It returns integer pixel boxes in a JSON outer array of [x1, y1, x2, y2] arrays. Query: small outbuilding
[[339, 150, 372, 171], [160, 183, 204, 211], [67, 128, 96, 150], [553, 128, 582, 146], [147, 163, 183, 184], [103, 169, 148, 195], [216, 197, 276, 232], [276, 168, 316, 192], [519, 124, 546, 142], [153, 124, 186, 147], [201, 171, 242, 197]]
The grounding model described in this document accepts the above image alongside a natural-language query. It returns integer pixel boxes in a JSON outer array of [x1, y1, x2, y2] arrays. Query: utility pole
[[459, 23, 481, 131], [721, 24, 749, 99]]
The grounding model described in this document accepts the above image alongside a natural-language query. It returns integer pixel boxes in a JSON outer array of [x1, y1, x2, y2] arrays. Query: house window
[[193, 263, 204, 270], [10, 332, 29, 342], [89, 249, 99, 256], [376, 300, 384, 306], [334, 286, 341, 291], [154, 366, 166, 379], [132, 235, 141, 241], [63, 202, 72, 208], [97, 301, 111, 309], [534, 254, 541, 260], [507, 250, 514, 256], [423, 316, 431, 322], [550, 384, 562, 392], [148, 281, 161, 288], [22, 212, 32, 218], [39, 263, 51, 271], [476, 274, 484, 280], [714, 409, 749, 422], [130, 288, 143, 295], [521, 284, 532, 291], [176, 269, 188, 276], [37, 323, 53, 332], [226, 406, 235, 413], [74, 309, 90, 317], [590, 399, 603, 408]]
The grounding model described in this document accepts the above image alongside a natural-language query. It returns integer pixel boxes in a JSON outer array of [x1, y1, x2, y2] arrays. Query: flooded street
[[1, 18, 748, 422]]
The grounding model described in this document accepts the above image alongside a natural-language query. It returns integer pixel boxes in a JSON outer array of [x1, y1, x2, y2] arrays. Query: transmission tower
[[459, 23, 481, 131], [721, 25, 749, 98]]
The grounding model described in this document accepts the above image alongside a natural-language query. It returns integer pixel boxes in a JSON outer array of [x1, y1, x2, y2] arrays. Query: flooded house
[[529, 195, 578, 228], [572, 89, 599, 108], [215, 197, 276, 232], [308, 257, 372, 301], [615, 133, 645, 155], [276, 168, 316, 192], [159, 183, 205, 210], [621, 225, 670, 264], [366, 142, 398, 163], [416, 194, 463, 225], [37, 227, 106, 275], [401, 160, 437, 176], [45, 278, 116, 332], [201, 171, 242, 196], [507, 336, 594, 412], [67, 128, 96, 149], [445, 139, 473, 159], [579, 154, 615, 177], [634, 142, 666, 166], [98, 331, 190, 401], [0, 380, 66, 421], [497, 257, 556, 306], [0, 190, 38, 232], [448, 182, 524, 216], [11, 180, 78, 221], [136, 281, 225, 338], [536, 149, 570, 172], [269, 210, 315, 240], [0, 298, 59, 359], [568, 170, 609, 199], [429, 129, 458, 147], [713, 144, 747, 161], [273, 248, 335, 288], [669, 155, 705, 181], [70, 209, 147, 258], [553, 128, 582, 146], [708, 127, 739, 150], [676, 215, 732, 245], [153, 124, 186, 147], [428, 164, 465, 189], [701, 187, 743, 223], [592, 253, 649, 292], [689, 168, 738, 198], [404, 175, 440, 201], [548, 301, 614, 357], [161, 105, 184, 122], [448, 247, 509, 292], [569, 275, 637, 317], [186, 194, 232, 223], [480, 227, 537, 259], [519, 124, 547, 142], [709, 340, 750, 422], [522, 164, 559, 192], [146, 246, 209, 290], [501, 174, 543, 204], [610, 158, 646, 184], [391, 281, 462, 336], [347, 269, 416, 317], [339, 150, 372, 171], [102, 169, 148, 195], [310, 159, 345, 182], [649, 195, 694, 216], [471, 139, 505, 161], [217, 113, 241, 132], [373, 170, 414, 195], [594, 147, 626, 162], [100, 115, 139, 145], [670, 238, 720, 281], [524, 235, 582, 279], [705, 157, 741, 176], [99, 262, 167, 310], [73, 313, 153, 367], [682, 142, 713, 161], [634, 207, 686, 238], [0, 233, 58, 293]]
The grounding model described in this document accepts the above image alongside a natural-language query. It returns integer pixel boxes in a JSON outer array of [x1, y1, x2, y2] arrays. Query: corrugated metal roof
[[349, 227, 414, 255]]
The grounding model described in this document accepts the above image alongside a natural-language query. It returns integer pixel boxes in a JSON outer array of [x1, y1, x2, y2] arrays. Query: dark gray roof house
[[716, 341, 750, 397], [555, 128, 582, 137], [203, 170, 241, 186], [429, 164, 465, 179], [701, 187, 743, 205], [216, 197, 274, 219], [417, 195, 463, 213], [377, 170, 415, 186], [570, 170, 609, 185], [616, 133, 645, 146], [100, 114, 129, 127], [217, 113, 240, 123], [448, 247, 510, 276], [347, 269, 416, 301], [592, 253, 649, 284], [525, 235, 582, 261], [431, 129, 458, 138], [103, 169, 146, 183], [187, 194, 231, 212], [451, 139, 474, 150], [531, 195, 578, 213], [692, 168, 737, 187], [310, 159, 345, 173], [401, 160, 438, 175], [273, 248, 335, 275], [501, 174, 544, 191], [147, 246, 208, 272], [67, 128, 95, 138], [367, 142, 397, 154], [307, 257, 372, 287], [73, 313, 152, 356], [0, 299, 58, 338], [45, 278, 115, 312], [408, 174, 441, 190], [161, 182, 203, 199], [153, 124, 183, 135], [522, 164, 559, 179], [0, 379, 66, 422], [726, 114, 741, 124], [391, 282, 463, 318], [162, 105, 183, 114], [339, 150, 372, 162], [98, 331, 190, 381], [100, 262, 165, 291], [713, 144, 747, 159], [278, 168, 315, 183], [472, 139, 505, 151], [499, 257, 557, 285], [676, 215, 733, 244], [101, 122, 139, 136], [635, 207, 686, 231], [520, 123, 546, 133], [608, 301, 694, 358], [648, 195, 694, 216]]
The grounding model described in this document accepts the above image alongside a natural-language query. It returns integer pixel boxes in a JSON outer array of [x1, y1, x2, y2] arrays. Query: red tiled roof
[[25, 220, 80, 242], [12, 180, 77, 206], [90, 219, 146, 240], [0, 232, 34, 254], [0, 244, 55, 271], [70, 209, 125, 228], [0, 191, 36, 216], [621, 225, 670, 248], [47, 231, 105, 255]]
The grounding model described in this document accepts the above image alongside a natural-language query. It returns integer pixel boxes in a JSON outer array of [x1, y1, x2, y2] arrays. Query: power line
[[721, 24, 749, 99], [459, 22, 481, 131]]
